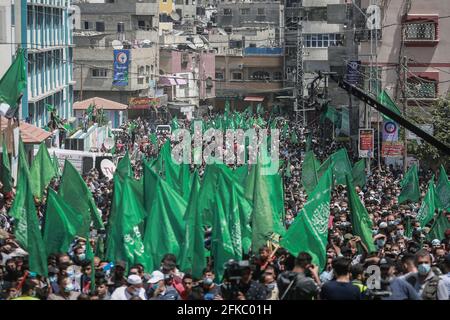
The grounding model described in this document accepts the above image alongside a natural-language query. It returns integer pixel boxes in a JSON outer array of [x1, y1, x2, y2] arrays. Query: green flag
[[116, 151, 133, 180], [52, 153, 60, 177], [29, 143, 55, 199], [302, 151, 320, 195], [0, 49, 27, 115], [211, 176, 242, 281], [9, 142, 47, 276], [352, 159, 367, 188], [398, 164, 421, 204], [150, 133, 158, 147], [416, 177, 438, 228], [1, 140, 12, 192], [281, 168, 332, 271], [331, 148, 353, 185], [250, 161, 279, 252], [179, 171, 206, 279], [346, 174, 377, 253], [378, 90, 401, 121], [256, 103, 264, 115], [143, 167, 187, 271], [171, 116, 180, 130], [426, 211, 450, 241], [106, 177, 147, 269], [290, 131, 299, 144], [43, 189, 83, 255], [59, 160, 104, 233], [9, 140, 32, 247], [436, 165, 450, 211], [281, 123, 289, 140], [234, 165, 249, 186]]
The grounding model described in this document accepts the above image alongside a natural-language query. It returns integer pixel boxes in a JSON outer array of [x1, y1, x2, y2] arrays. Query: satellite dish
[[193, 37, 204, 48], [112, 40, 123, 50], [100, 159, 116, 180], [187, 42, 197, 50], [104, 137, 115, 150], [170, 11, 180, 21]]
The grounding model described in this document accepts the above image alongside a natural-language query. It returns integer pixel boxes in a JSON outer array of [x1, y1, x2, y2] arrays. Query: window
[[232, 72, 242, 80], [146, 66, 151, 74], [84, 21, 90, 30], [251, 71, 270, 80], [215, 72, 224, 80], [96, 22, 105, 32], [273, 72, 283, 81], [92, 68, 108, 78], [138, 78, 144, 85], [305, 34, 342, 48], [223, 8, 232, 16], [138, 20, 146, 30], [407, 78, 437, 99], [185, 0, 189, 4], [405, 22, 436, 40], [240, 8, 250, 15], [206, 87, 212, 94], [257, 8, 265, 15]]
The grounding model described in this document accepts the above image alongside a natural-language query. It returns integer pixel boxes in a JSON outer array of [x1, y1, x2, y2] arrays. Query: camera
[[221, 260, 251, 300]]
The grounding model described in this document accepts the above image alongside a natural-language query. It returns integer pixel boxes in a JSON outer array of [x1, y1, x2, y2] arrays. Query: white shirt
[[111, 286, 147, 300]]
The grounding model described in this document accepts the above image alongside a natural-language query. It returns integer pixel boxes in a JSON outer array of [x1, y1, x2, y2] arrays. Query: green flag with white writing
[[416, 177, 438, 228], [436, 165, 450, 211], [281, 168, 332, 270], [398, 164, 420, 204]]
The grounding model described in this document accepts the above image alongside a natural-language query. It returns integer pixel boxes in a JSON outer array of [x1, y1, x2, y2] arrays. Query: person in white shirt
[[111, 275, 147, 300]]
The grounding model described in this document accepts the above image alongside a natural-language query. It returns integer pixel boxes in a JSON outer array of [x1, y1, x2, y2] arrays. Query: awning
[[158, 77, 177, 86], [73, 97, 128, 111], [0, 118, 52, 144], [244, 96, 265, 102], [176, 78, 187, 85]]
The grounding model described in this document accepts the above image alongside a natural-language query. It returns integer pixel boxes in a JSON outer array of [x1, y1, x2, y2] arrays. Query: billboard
[[129, 97, 161, 110], [359, 129, 374, 158], [382, 120, 399, 142], [113, 50, 130, 86], [382, 142, 404, 158], [346, 60, 361, 85]]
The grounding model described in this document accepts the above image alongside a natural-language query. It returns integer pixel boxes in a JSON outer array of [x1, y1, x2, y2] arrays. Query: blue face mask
[[152, 283, 159, 291], [77, 254, 86, 261], [203, 278, 213, 286], [372, 229, 378, 235], [418, 264, 431, 276]]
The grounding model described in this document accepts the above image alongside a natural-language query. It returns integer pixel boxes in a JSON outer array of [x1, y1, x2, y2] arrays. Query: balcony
[[404, 15, 439, 47]]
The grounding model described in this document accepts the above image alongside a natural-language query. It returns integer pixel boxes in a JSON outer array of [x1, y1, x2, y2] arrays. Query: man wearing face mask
[[111, 274, 147, 300], [197, 268, 222, 300], [48, 277, 81, 300], [404, 250, 448, 300]]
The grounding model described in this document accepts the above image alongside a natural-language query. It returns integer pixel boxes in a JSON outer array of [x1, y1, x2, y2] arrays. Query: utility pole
[[295, 17, 305, 127], [402, 56, 408, 173], [80, 64, 83, 101]]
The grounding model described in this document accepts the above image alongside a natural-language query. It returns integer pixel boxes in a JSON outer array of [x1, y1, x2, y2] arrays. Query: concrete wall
[[74, 48, 157, 104], [359, 0, 450, 99], [0, 1, 13, 77]]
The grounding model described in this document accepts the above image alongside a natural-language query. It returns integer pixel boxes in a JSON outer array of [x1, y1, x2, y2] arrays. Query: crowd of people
[[0, 110, 449, 300]]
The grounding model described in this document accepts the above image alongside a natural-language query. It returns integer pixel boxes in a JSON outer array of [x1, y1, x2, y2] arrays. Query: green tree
[[413, 97, 450, 172]]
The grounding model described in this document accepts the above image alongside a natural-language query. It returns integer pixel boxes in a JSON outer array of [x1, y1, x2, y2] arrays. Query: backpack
[[405, 274, 440, 300]]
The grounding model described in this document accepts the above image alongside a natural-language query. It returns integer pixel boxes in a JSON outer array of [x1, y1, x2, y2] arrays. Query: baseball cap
[[127, 274, 143, 285], [148, 270, 164, 284]]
